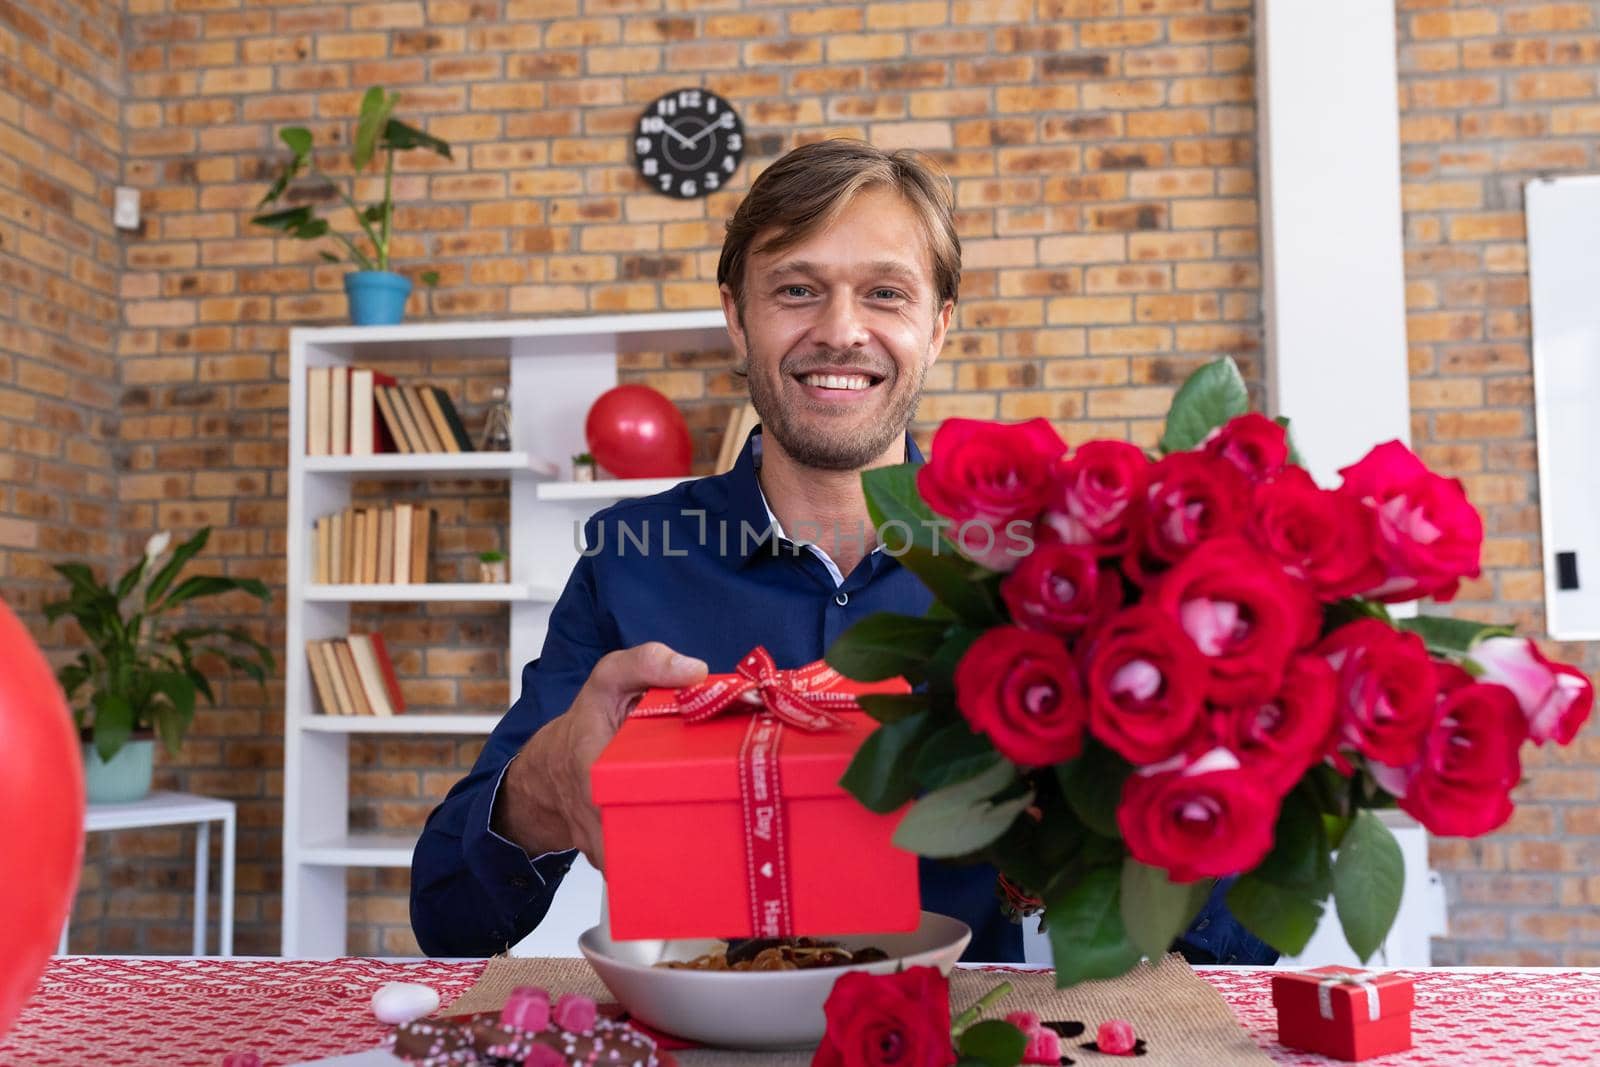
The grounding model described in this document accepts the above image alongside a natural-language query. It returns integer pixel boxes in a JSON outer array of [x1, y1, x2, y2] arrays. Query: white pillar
[[1257, 0, 1412, 485]]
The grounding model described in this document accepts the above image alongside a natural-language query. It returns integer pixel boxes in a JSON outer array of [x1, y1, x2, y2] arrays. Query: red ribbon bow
[[672, 646, 861, 731]]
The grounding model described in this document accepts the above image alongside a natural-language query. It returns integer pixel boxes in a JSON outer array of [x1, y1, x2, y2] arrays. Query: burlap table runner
[[442, 953, 1271, 1066]]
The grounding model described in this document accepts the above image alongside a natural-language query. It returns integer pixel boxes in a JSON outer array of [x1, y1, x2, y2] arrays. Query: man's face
[[721, 186, 953, 471]]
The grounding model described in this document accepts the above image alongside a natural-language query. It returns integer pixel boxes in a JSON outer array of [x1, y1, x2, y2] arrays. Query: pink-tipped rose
[[1084, 606, 1208, 765], [917, 418, 1066, 572], [1000, 542, 1123, 636], [1338, 440, 1483, 603], [1203, 413, 1289, 483], [1043, 440, 1150, 555], [1117, 749, 1281, 882], [1469, 636, 1595, 746]]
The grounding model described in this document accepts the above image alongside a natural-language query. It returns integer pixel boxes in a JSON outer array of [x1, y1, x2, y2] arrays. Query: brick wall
[[5, 0, 1594, 960], [0, 0, 127, 943]]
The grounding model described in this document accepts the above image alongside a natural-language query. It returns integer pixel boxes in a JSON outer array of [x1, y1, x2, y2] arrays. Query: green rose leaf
[[1225, 874, 1326, 956], [1056, 744, 1133, 839], [1158, 356, 1249, 454], [826, 612, 949, 682], [912, 721, 1002, 791], [892, 544, 1003, 627], [1399, 615, 1514, 658], [1046, 866, 1143, 987], [839, 711, 938, 814], [893, 760, 1031, 858], [1119, 859, 1209, 962], [957, 1020, 1026, 1067], [854, 692, 928, 724], [1332, 810, 1405, 963], [1252, 788, 1334, 898]]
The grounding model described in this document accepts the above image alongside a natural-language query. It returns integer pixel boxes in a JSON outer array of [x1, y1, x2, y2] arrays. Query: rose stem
[[951, 981, 1014, 1036]]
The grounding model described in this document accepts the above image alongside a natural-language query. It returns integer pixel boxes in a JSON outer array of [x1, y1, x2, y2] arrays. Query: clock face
[[633, 88, 744, 200]]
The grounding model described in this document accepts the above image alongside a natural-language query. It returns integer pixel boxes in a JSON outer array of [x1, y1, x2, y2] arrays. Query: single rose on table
[[822, 356, 1595, 994]]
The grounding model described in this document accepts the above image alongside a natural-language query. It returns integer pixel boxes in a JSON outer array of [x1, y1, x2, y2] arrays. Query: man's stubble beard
[[743, 350, 928, 471]]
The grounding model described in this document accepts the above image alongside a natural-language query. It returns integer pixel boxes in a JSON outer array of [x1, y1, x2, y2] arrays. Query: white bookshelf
[[283, 310, 726, 957]]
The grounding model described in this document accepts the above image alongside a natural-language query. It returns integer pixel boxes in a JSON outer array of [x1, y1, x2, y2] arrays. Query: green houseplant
[[44, 528, 276, 803], [251, 86, 453, 326]]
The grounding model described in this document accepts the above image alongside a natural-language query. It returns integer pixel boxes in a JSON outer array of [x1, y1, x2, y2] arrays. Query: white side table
[[59, 791, 236, 957]]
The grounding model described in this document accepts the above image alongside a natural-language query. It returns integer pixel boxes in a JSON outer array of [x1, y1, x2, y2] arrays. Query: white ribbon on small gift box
[[1316, 970, 1384, 1022]]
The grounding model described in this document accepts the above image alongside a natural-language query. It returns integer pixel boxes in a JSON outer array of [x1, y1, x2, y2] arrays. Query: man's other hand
[[492, 642, 707, 869]]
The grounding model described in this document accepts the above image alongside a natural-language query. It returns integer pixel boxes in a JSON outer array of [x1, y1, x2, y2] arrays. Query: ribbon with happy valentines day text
[[632, 646, 860, 936]]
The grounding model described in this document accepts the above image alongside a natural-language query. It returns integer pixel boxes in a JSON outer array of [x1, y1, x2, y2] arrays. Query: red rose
[[814, 966, 956, 1067], [1117, 748, 1282, 882], [1000, 543, 1123, 636], [1337, 440, 1484, 603], [1084, 606, 1208, 765], [1202, 413, 1289, 483], [1468, 636, 1595, 746], [954, 627, 1087, 767], [1249, 467, 1385, 601], [1151, 537, 1320, 705], [1319, 619, 1437, 768], [1128, 452, 1250, 581], [917, 418, 1066, 572], [1396, 670, 1527, 838], [1042, 440, 1150, 555], [1214, 654, 1338, 794]]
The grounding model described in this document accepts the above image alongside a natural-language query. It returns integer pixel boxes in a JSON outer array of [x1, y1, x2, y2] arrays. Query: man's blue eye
[[873, 289, 901, 300], [783, 286, 809, 297]]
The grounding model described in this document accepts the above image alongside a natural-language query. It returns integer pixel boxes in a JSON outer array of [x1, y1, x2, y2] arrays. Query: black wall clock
[[633, 87, 744, 200]]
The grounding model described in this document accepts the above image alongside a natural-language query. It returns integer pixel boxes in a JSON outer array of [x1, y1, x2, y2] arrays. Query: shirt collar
[[718, 425, 925, 570]]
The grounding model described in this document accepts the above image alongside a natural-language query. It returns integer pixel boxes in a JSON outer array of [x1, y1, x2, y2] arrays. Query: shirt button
[[834, 592, 849, 606]]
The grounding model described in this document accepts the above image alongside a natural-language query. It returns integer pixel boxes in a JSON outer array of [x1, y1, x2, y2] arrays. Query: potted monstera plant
[[251, 86, 452, 326], [44, 528, 275, 804]]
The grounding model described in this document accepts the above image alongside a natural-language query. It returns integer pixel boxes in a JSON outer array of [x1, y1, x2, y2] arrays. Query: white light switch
[[113, 186, 141, 231]]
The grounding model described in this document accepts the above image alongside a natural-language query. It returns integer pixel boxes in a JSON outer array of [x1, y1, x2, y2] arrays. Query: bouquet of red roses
[[826, 358, 1593, 987]]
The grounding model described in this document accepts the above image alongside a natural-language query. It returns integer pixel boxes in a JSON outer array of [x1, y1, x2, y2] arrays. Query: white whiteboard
[[1527, 175, 1600, 639]]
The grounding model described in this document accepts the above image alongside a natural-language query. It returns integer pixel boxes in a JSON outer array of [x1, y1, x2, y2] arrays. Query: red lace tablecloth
[[3, 958, 1599, 1066]]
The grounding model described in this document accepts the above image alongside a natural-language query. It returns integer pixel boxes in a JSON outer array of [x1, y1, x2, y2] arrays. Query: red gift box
[[1272, 965, 1415, 1061], [590, 647, 921, 941]]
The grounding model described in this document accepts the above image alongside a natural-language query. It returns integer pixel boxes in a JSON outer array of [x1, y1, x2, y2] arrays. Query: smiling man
[[409, 139, 1272, 968]]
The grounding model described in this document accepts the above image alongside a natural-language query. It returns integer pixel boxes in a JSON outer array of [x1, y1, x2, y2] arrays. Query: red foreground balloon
[[584, 385, 692, 479], [0, 599, 84, 1038]]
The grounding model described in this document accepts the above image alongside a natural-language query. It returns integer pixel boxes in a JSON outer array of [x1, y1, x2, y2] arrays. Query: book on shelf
[[307, 367, 331, 456], [424, 386, 476, 452], [330, 366, 349, 456], [331, 639, 372, 716], [306, 635, 407, 717], [402, 386, 446, 452], [376, 508, 394, 590], [313, 503, 433, 585]]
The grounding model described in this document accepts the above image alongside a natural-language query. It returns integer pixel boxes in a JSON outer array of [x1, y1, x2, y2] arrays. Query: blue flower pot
[[344, 270, 413, 326], [83, 738, 154, 805]]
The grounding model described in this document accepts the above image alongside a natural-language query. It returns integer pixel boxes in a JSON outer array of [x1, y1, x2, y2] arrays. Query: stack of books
[[312, 503, 433, 585], [306, 367, 475, 455], [305, 633, 405, 717]]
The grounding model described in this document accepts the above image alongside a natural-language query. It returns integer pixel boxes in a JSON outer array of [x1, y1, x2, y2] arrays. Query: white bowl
[[578, 911, 972, 1049]]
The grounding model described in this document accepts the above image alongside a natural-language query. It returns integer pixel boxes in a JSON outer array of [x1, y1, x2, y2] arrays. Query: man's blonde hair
[[717, 138, 961, 322]]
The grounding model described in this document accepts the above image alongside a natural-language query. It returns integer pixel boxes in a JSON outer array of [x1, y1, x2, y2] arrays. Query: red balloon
[[584, 385, 692, 479], [0, 599, 84, 1037]]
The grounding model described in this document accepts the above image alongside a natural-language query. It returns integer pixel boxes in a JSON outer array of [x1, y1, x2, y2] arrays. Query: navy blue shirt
[[410, 429, 1024, 962]]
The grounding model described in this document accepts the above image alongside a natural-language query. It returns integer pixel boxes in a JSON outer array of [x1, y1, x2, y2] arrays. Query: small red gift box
[[590, 648, 921, 941], [1272, 965, 1415, 1061]]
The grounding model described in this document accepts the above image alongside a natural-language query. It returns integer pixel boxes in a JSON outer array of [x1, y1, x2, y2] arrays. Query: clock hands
[[662, 124, 696, 150], [684, 121, 721, 149]]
